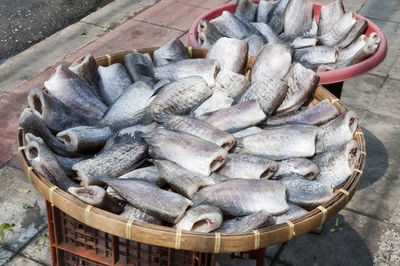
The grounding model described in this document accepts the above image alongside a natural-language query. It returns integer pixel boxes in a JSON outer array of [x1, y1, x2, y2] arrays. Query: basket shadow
[[357, 127, 388, 190]]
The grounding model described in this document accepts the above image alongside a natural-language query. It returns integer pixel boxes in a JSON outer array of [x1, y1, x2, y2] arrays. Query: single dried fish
[[235, 124, 323, 160], [192, 179, 289, 216], [284, 0, 313, 36], [251, 22, 280, 43], [56, 126, 113, 153], [291, 37, 318, 49], [277, 63, 319, 114], [257, 0, 278, 23], [121, 204, 163, 225], [147, 76, 212, 121], [313, 140, 360, 188], [28, 87, 93, 132], [232, 126, 264, 138], [44, 65, 107, 120], [175, 205, 223, 232], [251, 43, 292, 83], [214, 70, 250, 100], [210, 11, 258, 39], [217, 153, 279, 179], [274, 203, 308, 224], [153, 38, 190, 66], [268, 0, 290, 34], [235, 0, 258, 22], [217, 210, 275, 233], [197, 18, 225, 48], [294, 46, 338, 69], [192, 91, 234, 118], [336, 19, 368, 49], [274, 158, 320, 180], [97, 177, 192, 224], [268, 99, 339, 125], [164, 115, 236, 150], [153, 159, 216, 199], [320, 11, 357, 46], [317, 0, 344, 36], [205, 100, 267, 132], [69, 54, 101, 98], [98, 63, 133, 105], [237, 78, 288, 115], [123, 52, 154, 83], [206, 37, 248, 73], [154, 59, 219, 87], [319, 111, 357, 152], [144, 128, 227, 176], [68, 186, 123, 214]]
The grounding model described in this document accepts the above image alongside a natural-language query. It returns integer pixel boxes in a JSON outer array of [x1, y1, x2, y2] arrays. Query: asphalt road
[[0, 0, 112, 63]]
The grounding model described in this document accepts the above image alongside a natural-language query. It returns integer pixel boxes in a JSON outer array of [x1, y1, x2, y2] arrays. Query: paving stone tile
[[6, 156, 23, 171], [179, 31, 189, 47], [0, 68, 54, 165], [367, 78, 400, 118], [388, 56, 400, 80], [95, 19, 184, 51], [20, 231, 51, 266], [178, 0, 231, 10], [133, 0, 207, 31], [278, 209, 399, 266], [315, 0, 366, 12], [366, 20, 400, 77], [5, 255, 44, 266], [0, 165, 47, 252], [216, 253, 257, 266], [359, 0, 400, 23], [341, 74, 385, 112], [0, 248, 14, 266]]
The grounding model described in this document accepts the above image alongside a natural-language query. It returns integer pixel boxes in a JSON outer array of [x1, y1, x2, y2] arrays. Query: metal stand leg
[[322, 82, 344, 99]]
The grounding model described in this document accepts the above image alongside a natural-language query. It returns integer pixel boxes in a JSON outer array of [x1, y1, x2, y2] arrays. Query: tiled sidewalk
[[1, 0, 400, 265]]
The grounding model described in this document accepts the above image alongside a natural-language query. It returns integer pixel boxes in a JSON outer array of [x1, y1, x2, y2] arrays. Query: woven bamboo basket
[[17, 47, 366, 254]]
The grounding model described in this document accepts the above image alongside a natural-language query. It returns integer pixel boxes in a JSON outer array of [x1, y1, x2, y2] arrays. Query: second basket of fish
[[17, 39, 366, 253]]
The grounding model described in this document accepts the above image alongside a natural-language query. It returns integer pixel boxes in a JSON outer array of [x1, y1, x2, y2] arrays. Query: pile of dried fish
[[197, 0, 380, 70], [20, 36, 361, 234]]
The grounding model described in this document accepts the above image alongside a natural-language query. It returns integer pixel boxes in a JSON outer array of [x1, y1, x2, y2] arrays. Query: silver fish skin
[[154, 59, 219, 87], [243, 34, 265, 57], [282, 177, 334, 206], [98, 63, 133, 106], [251, 22, 280, 43], [197, 18, 225, 48], [294, 46, 338, 69], [274, 158, 320, 180], [97, 177, 192, 224], [19, 109, 84, 157], [320, 11, 357, 46], [268, 0, 290, 34], [192, 91, 234, 119], [123, 52, 154, 83], [217, 210, 275, 233], [121, 204, 163, 225], [68, 186, 123, 214], [69, 54, 101, 98], [250, 43, 292, 83], [192, 179, 289, 216], [153, 37, 190, 66], [217, 153, 279, 180], [274, 203, 308, 224], [268, 99, 339, 125], [336, 34, 367, 62], [205, 100, 267, 132], [235, 0, 258, 22], [337, 35, 378, 66], [291, 37, 318, 49], [144, 128, 228, 176], [147, 76, 212, 121], [44, 65, 107, 120], [99, 81, 155, 130], [56, 126, 113, 153], [284, 0, 313, 36], [307, 19, 318, 36], [25, 139, 78, 192], [319, 111, 357, 152], [235, 124, 323, 160], [28, 87, 93, 132], [165, 115, 236, 150], [210, 11, 258, 39], [232, 126, 264, 138], [214, 70, 250, 100], [72, 136, 148, 186], [237, 78, 288, 115], [317, 0, 344, 36], [313, 140, 360, 188], [336, 19, 368, 49], [175, 205, 223, 232], [347, 42, 378, 65], [153, 159, 216, 199], [206, 37, 248, 73], [277, 63, 319, 114], [257, 0, 278, 23]]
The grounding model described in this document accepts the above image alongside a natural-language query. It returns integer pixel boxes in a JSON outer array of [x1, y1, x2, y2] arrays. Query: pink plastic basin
[[188, 1, 387, 84]]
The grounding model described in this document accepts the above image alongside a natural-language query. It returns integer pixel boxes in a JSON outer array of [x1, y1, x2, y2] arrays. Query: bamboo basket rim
[[17, 47, 366, 253]]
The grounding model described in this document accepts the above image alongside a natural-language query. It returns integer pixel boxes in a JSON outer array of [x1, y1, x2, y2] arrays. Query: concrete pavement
[[0, 0, 399, 265]]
